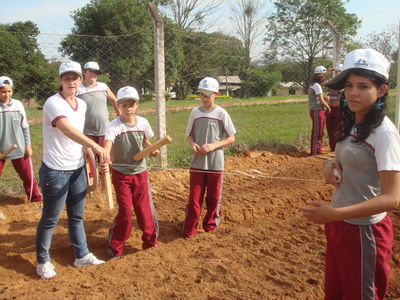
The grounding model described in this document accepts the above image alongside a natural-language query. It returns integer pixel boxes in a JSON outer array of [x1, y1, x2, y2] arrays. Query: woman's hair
[[311, 73, 325, 85], [338, 68, 389, 143]]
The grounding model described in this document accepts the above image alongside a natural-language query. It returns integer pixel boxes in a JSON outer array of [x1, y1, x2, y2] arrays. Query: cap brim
[[197, 89, 214, 97], [85, 69, 102, 74], [326, 69, 351, 90], [117, 97, 139, 103], [59, 70, 82, 77]]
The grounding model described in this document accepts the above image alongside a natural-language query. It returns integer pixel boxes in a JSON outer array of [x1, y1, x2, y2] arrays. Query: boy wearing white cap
[[0, 76, 42, 202], [102, 86, 159, 258], [308, 66, 331, 155], [36, 61, 107, 279], [183, 77, 236, 238], [299, 49, 400, 300], [76, 61, 119, 177]]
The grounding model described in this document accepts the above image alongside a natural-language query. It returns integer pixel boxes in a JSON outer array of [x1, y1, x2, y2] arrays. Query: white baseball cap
[[59, 60, 82, 77], [314, 66, 327, 74], [197, 77, 219, 96], [117, 86, 139, 103], [327, 48, 390, 89], [335, 64, 343, 71], [84, 61, 101, 73], [0, 76, 13, 88]]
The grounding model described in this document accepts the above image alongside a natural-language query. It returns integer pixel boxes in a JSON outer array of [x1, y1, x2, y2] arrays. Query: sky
[[2, 0, 399, 37], [1, 0, 399, 61]]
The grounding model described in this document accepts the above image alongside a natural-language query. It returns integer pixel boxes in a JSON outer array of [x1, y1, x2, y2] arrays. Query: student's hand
[[199, 143, 216, 154], [92, 144, 110, 165], [150, 150, 160, 157], [99, 161, 110, 174], [25, 145, 33, 157], [325, 106, 331, 113], [298, 201, 338, 224], [191, 143, 201, 154], [324, 159, 342, 187]]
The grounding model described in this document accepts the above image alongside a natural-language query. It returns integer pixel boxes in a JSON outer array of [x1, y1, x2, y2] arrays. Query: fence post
[[396, 20, 400, 130], [148, 3, 168, 167], [326, 21, 341, 75]]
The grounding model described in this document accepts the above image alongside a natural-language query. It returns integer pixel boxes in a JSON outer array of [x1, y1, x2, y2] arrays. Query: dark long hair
[[338, 69, 389, 143]]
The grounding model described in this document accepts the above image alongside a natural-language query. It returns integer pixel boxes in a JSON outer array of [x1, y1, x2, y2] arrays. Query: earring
[[374, 99, 383, 111], [342, 98, 348, 107]]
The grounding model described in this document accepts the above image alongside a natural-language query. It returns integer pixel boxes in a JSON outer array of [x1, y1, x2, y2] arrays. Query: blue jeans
[[36, 163, 89, 264]]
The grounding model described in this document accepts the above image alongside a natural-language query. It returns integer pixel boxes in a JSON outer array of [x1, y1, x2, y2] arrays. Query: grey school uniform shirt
[[186, 105, 236, 171], [76, 82, 110, 136], [333, 117, 400, 225], [308, 83, 324, 110], [0, 99, 29, 159], [105, 116, 154, 175]]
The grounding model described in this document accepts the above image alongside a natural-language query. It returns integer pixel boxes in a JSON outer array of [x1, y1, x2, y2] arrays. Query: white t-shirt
[[42, 93, 86, 170]]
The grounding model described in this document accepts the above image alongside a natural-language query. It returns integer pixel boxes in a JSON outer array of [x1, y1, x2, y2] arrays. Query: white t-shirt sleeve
[[143, 119, 154, 139], [310, 83, 323, 96], [222, 110, 236, 136], [374, 129, 400, 171], [105, 119, 119, 142], [185, 109, 196, 136], [44, 97, 68, 126]]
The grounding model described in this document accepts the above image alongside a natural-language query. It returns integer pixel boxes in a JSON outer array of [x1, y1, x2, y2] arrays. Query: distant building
[[275, 82, 303, 96], [217, 75, 242, 96]]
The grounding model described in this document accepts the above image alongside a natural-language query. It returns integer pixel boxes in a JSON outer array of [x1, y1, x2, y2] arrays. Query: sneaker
[[36, 262, 56, 279], [106, 248, 121, 259], [74, 253, 105, 268]]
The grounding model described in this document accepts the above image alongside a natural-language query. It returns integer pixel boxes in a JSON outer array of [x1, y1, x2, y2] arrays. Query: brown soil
[[1, 151, 399, 299]]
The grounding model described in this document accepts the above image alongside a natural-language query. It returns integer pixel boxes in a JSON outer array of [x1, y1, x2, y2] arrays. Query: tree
[[265, 0, 360, 88], [162, 0, 223, 30], [241, 66, 281, 97], [229, 0, 267, 74], [173, 30, 247, 99], [0, 21, 58, 105]]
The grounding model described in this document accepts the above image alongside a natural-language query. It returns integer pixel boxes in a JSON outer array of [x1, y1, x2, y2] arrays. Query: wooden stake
[[132, 135, 172, 161], [234, 170, 255, 179], [0, 144, 17, 160], [101, 171, 114, 209]]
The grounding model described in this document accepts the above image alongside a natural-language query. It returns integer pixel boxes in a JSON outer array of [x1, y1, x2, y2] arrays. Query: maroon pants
[[324, 216, 392, 300], [309, 109, 326, 156], [0, 156, 42, 202], [326, 106, 341, 152], [109, 169, 158, 256], [183, 168, 223, 238], [85, 135, 105, 177]]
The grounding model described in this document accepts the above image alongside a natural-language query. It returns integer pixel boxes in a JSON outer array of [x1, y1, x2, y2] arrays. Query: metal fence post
[[148, 3, 168, 167], [326, 21, 341, 75]]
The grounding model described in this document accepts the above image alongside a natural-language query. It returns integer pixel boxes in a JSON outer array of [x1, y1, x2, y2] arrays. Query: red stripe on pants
[[183, 168, 223, 237], [326, 106, 341, 152], [0, 157, 42, 202], [309, 109, 325, 156], [324, 216, 392, 300], [109, 169, 157, 255]]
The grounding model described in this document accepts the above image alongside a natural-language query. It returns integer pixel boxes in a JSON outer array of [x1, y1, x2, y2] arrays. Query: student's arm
[[317, 93, 331, 112], [188, 136, 201, 154], [143, 138, 160, 157], [107, 87, 120, 116], [55, 117, 109, 164], [199, 135, 235, 154], [22, 127, 32, 157], [298, 170, 400, 224], [99, 140, 113, 173]]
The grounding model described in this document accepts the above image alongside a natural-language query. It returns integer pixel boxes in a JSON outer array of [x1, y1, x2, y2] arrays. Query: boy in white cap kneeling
[[102, 86, 159, 258], [183, 77, 236, 238]]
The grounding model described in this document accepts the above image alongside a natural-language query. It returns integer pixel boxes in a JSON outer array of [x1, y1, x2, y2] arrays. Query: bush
[[140, 94, 155, 102]]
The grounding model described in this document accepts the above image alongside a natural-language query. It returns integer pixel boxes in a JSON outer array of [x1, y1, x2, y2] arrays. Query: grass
[[2, 95, 398, 194]]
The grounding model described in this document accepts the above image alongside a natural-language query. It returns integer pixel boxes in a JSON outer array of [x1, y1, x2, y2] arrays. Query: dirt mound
[[0, 151, 399, 299]]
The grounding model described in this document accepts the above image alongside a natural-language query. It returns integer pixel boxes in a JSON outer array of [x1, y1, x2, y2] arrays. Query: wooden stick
[[234, 170, 255, 179], [0, 144, 17, 160], [251, 169, 262, 174], [85, 148, 99, 193], [101, 171, 114, 209], [132, 135, 172, 161]]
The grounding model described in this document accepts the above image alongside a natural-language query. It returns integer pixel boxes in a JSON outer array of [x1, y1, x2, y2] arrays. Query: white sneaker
[[36, 262, 56, 279], [74, 253, 105, 268]]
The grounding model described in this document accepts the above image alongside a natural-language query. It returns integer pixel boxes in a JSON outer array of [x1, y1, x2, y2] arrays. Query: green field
[[1, 95, 398, 194]]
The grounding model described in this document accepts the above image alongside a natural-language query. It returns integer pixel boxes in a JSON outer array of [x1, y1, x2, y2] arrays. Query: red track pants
[[0, 156, 42, 202], [183, 168, 223, 238], [326, 106, 341, 152], [108, 169, 158, 256], [309, 109, 326, 156]]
